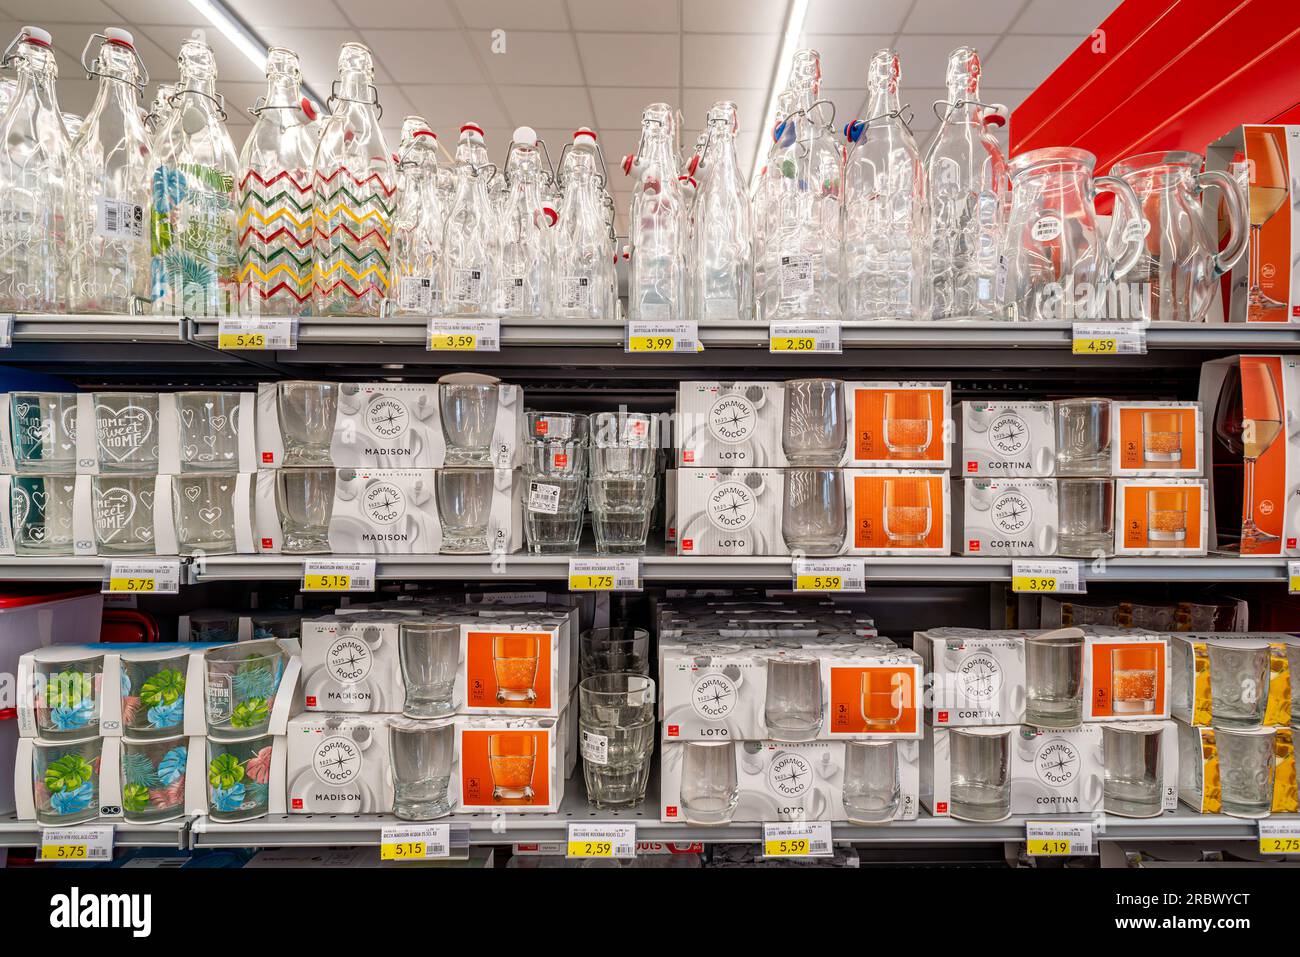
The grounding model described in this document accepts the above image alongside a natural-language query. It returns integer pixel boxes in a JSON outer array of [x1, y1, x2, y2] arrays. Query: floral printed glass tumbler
[[34, 737, 103, 826], [204, 646, 285, 740], [121, 737, 189, 824], [488, 732, 537, 801], [206, 734, 274, 821], [35, 656, 104, 737], [1111, 646, 1158, 714], [492, 635, 539, 703], [120, 653, 188, 739]]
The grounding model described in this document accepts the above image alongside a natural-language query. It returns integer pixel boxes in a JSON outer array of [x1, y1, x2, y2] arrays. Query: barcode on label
[[449, 268, 483, 304], [559, 276, 591, 309], [779, 254, 815, 298], [809, 839, 831, 854], [399, 275, 435, 312], [95, 198, 145, 241]]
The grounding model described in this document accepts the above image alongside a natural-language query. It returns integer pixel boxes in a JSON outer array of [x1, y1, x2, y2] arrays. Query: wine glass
[[1240, 359, 1283, 547], [1245, 128, 1288, 318]]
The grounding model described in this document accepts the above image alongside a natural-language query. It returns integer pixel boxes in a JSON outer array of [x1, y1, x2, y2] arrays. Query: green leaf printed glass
[[206, 734, 274, 822], [204, 645, 285, 741], [121, 737, 189, 824], [34, 737, 103, 826], [121, 652, 189, 739]]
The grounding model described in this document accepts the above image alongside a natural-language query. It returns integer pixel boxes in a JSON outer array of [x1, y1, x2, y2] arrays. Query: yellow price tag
[[1260, 836, 1300, 855], [1026, 839, 1072, 856], [40, 843, 88, 860], [770, 336, 816, 352], [1072, 337, 1118, 355], [1290, 575, 1300, 595], [764, 838, 810, 857], [628, 335, 676, 352], [380, 841, 426, 861], [427, 333, 478, 350], [108, 577, 156, 592], [1012, 576, 1058, 593], [569, 574, 615, 591], [567, 840, 614, 858], [218, 332, 268, 350], [304, 574, 351, 591], [796, 574, 842, 591]]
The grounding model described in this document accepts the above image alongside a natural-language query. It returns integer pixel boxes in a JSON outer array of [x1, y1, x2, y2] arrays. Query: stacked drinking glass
[[579, 672, 656, 810], [523, 412, 589, 553], [588, 411, 658, 554]]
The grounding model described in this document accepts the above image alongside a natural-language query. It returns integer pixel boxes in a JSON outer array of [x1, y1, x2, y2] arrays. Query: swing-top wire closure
[[556, 136, 609, 191], [167, 87, 228, 122], [327, 79, 383, 120], [846, 103, 915, 143], [932, 97, 1004, 124], [770, 99, 838, 160], [246, 94, 311, 120], [79, 33, 149, 96], [500, 135, 557, 193]]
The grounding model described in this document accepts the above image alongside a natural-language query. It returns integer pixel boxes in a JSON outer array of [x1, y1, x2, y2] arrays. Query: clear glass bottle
[[627, 102, 685, 321], [387, 116, 443, 317], [150, 36, 239, 318], [311, 42, 395, 318], [441, 123, 495, 317], [761, 51, 842, 321], [495, 126, 553, 317], [0, 77, 16, 119], [238, 47, 316, 316], [68, 29, 153, 315], [690, 101, 753, 321], [0, 27, 70, 313], [554, 128, 614, 321], [144, 81, 177, 142], [753, 90, 793, 322], [924, 46, 1009, 320], [843, 49, 927, 320]]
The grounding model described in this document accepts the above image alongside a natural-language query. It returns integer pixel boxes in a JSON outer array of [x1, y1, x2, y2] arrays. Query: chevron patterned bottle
[[237, 47, 316, 316], [311, 42, 395, 317]]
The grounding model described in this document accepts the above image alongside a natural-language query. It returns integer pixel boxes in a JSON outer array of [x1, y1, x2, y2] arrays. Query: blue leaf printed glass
[[34, 737, 103, 826], [121, 652, 189, 740], [206, 734, 274, 822], [34, 655, 104, 739], [122, 737, 188, 824], [204, 645, 285, 740]]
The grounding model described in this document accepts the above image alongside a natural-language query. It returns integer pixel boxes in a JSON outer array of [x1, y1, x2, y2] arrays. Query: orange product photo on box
[[1120, 483, 1203, 550], [828, 665, 919, 735], [465, 630, 553, 709], [853, 387, 945, 462], [1115, 406, 1199, 471], [1091, 642, 1166, 718], [460, 729, 549, 807], [1244, 125, 1292, 322], [852, 473, 945, 549], [1238, 356, 1287, 552]]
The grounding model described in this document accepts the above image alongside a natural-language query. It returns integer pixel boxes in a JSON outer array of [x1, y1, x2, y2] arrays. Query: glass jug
[[1110, 151, 1247, 323], [1003, 147, 1143, 322]]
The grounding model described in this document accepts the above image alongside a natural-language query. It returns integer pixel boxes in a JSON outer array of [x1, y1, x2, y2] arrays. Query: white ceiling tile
[[822, 87, 866, 124], [361, 29, 484, 84], [223, 0, 349, 28], [102, 0, 208, 26], [54, 77, 97, 118], [683, 33, 778, 88], [398, 84, 508, 129], [3, 0, 115, 22], [597, 129, 640, 163], [803, 0, 912, 34], [577, 32, 677, 86], [564, 0, 678, 32], [331, 0, 456, 28], [498, 85, 594, 130], [451, 0, 568, 30], [800, 34, 895, 92], [683, 0, 785, 33], [892, 35, 998, 89], [219, 81, 269, 118], [979, 87, 1032, 113], [903, 0, 1025, 34], [139, 24, 269, 83], [985, 34, 1086, 87], [590, 87, 675, 129], [480, 30, 582, 85], [256, 27, 355, 93], [682, 88, 767, 131], [1011, 0, 1123, 35]]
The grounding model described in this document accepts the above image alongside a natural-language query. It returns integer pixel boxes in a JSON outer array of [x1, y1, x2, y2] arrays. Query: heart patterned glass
[[93, 391, 160, 473], [9, 391, 78, 473], [10, 474, 77, 555], [172, 473, 239, 555], [176, 391, 242, 472], [92, 474, 156, 555]]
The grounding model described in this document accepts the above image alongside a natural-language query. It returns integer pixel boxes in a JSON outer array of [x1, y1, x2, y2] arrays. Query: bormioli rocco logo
[[956, 651, 1003, 702], [992, 490, 1033, 534], [707, 393, 756, 445], [312, 734, 361, 785], [691, 672, 737, 720], [365, 394, 410, 441], [327, 634, 373, 684], [363, 481, 406, 525], [1033, 735, 1081, 789], [767, 751, 813, 798], [989, 411, 1029, 457], [706, 481, 757, 531]]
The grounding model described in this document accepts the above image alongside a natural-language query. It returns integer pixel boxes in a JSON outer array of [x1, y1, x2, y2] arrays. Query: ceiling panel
[[481, 30, 584, 85], [681, 87, 767, 130], [361, 29, 484, 84], [903, 0, 1027, 35], [577, 32, 678, 86], [139, 23, 268, 82], [892, 34, 1000, 88], [590, 87, 676, 129], [400, 83, 510, 130], [1011, 0, 1123, 35], [498, 85, 594, 129], [332, 0, 456, 29], [801, 34, 896, 91], [682, 33, 779, 88], [683, 0, 785, 34], [564, 0, 679, 32], [0, 0, 117, 22], [450, 0, 569, 31], [986, 34, 1092, 84], [105, 0, 233, 26], [803, 0, 913, 35], [223, 0, 348, 28]]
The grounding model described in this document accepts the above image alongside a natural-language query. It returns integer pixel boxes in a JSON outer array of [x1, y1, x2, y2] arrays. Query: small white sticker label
[[558, 276, 592, 310], [398, 275, 436, 313], [528, 481, 561, 515], [95, 197, 146, 241], [580, 729, 609, 766], [1031, 215, 1063, 243], [448, 267, 485, 305]]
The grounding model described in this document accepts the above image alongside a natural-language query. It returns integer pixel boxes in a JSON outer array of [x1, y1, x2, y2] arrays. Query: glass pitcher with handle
[[1003, 147, 1144, 322], [1109, 150, 1247, 323]]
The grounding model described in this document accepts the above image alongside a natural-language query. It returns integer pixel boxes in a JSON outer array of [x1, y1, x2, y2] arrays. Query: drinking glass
[[34, 736, 103, 826], [883, 391, 933, 458], [1216, 727, 1276, 818], [176, 390, 242, 472], [399, 620, 460, 718], [34, 655, 104, 738], [580, 627, 650, 677], [172, 473, 239, 555], [579, 673, 655, 727], [93, 391, 160, 472], [189, 609, 239, 643], [92, 474, 156, 554], [843, 740, 900, 823], [1111, 646, 1159, 714], [493, 635, 539, 703], [525, 412, 588, 477], [1208, 640, 1270, 728], [1288, 642, 1300, 720], [589, 476, 655, 553], [120, 652, 189, 739], [436, 467, 494, 553], [860, 669, 904, 730], [1055, 398, 1111, 476], [782, 378, 846, 465], [882, 478, 931, 544], [1026, 631, 1084, 727], [589, 411, 658, 477], [275, 467, 335, 553], [250, 611, 301, 642], [1146, 489, 1188, 544], [524, 475, 585, 554], [948, 727, 1012, 822], [488, 732, 537, 800], [204, 645, 285, 740], [206, 734, 275, 822], [10, 474, 77, 556], [579, 673, 656, 809], [276, 381, 338, 467], [389, 718, 455, 819], [764, 656, 822, 740], [679, 740, 739, 824], [439, 382, 498, 466], [9, 391, 78, 473], [1142, 410, 1182, 465], [1057, 478, 1114, 557], [121, 737, 190, 823], [1102, 723, 1163, 818], [782, 467, 845, 555]]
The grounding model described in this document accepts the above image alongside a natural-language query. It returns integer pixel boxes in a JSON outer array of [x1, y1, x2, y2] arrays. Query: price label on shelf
[[1011, 560, 1084, 595], [0, 314, 13, 348], [40, 825, 114, 862], [625, 319, 702, 354], [769, 321, 841, 354], [1025, 821, 1093, 857], [1071, 321, 1146, 356], [379, 824, 451, 861], [1258, 820, 1300, 855], [102, 559, 181, 595], [427, 317, 500, 352], [1288, 561, 1300, 594], [762, 821, 832, 859], [792, 558, 865, 593], [217, 316, 298, 351], [302, 558, 376, 593], [567, 557, 641, 592], [566, 822, 636, 859]]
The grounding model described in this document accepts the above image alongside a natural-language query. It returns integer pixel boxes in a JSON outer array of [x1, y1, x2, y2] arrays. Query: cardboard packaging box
[[285, 713, 397, 813], [1177, 722, 1298, 816], [914, 628, 1028, 727], [960, 400, 1056, 477], [1170, 634, 1298, 727], [256, 377, 525, 469], [454, 708, 574, 814], [1199, 355, 1300, 556], [675, 467, 788, 556], [676, 382, 787, 467], [958, 478, 1059, 556], [664, 468, 676, 546], [1111, 401, 1204, 477], [1081, 633, 1171, 721], [1114, 478, 1208, 556], [846, 470, 950, 555], [847, 382, 951, 469]]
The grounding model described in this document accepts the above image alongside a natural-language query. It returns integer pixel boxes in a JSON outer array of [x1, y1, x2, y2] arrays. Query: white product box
[[285, 713, 396, 813], [1170, 634, 1298, 727], [675, 382, 787, 467], [845, 381, 952, 468], [958, 478, 1059, 556], [1081, 632, 1171, 722], [256, 376, 525, 470], [914, 628, 1028, 726], [675, 467, 788, 556], [1114, 478, 1208, 556], [453, 707, 574, 814], [845, 469, 950, 556], [664, 467, 676, 545], [1110, 401, 1204, 477], [1177, 722, 1297, 816], [960, 400, 1056, 477]]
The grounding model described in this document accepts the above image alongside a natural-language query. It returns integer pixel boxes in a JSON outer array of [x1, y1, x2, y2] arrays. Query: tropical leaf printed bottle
[[311, 42, 395, 317]]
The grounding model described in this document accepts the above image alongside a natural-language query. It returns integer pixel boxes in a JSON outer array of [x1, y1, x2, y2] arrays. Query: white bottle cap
[[21, 26, 52, 46], [104, 27, 135, 47], [512, 125, 537, 146], [460, 122, 485, 141], [573, 127, 596, 142]]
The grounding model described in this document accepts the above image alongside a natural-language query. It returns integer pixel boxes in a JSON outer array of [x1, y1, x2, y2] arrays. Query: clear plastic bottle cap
[[513, 125, 537, 146], [21, 26, 52, 46], [104, 27, 134, 47]]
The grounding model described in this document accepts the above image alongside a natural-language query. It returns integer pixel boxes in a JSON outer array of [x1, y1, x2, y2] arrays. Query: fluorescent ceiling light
[[750, 0, 809, 190], [184, 0, 325, 109]]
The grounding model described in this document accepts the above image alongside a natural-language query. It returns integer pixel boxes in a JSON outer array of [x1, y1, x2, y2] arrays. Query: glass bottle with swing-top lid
[[627, 102, 685, 322], [495, 126, 554, 317], [387, 115, 443, 316], [441, 122, 495, 317], [554, 127, 614, 320], [690, 100, 753, 321]]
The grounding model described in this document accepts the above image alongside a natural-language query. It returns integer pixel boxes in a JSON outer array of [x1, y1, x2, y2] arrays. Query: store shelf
[[10, 313, 183, 343], [0, 557, 111, 581], [0, 813, 192, 850]]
